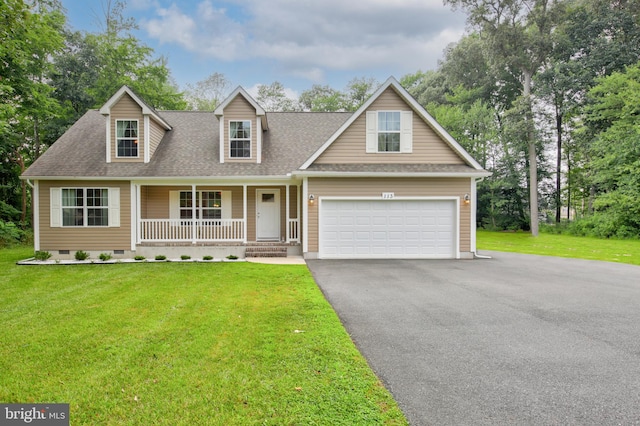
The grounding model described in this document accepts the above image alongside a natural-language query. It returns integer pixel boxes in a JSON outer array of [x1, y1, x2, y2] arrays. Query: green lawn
[[0, 247, 407, 425], [477, 230, 640, 265]]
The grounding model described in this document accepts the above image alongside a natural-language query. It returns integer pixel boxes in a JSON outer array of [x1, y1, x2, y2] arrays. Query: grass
[[0, 246, 407, 425], [477, 229, 640, 265]]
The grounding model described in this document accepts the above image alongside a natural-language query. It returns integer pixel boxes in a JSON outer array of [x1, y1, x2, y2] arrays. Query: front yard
[[0, 247, 406, 425]]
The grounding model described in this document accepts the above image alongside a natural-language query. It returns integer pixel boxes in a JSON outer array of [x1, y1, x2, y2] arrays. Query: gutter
[[292, 171, 493, 179]]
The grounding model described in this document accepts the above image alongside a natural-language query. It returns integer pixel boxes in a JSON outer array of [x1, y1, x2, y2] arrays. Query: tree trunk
[[524, 70, 539, 236], [567, 152, 571, 221], [555, 112, 562, 223], [16, 153, 27, 224]]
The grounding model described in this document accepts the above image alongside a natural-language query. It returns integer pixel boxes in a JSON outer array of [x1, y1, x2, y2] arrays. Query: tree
[[185, 72, 231, 111], [344, 77, 379, 111], [256, 82, 296, 112], [0, 0, 66, 224], [85, 0, 186, 109], [298, 85, 345, 111], [579, 62, 640, 237], [444, 0, 562, 236]]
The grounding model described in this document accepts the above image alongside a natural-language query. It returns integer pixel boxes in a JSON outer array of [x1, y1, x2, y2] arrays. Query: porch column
[[243, 184, 248, 243], [191, 184, 197, 244], [302, 177, 308, 254], [134, 184, 141, 248], [297, 183, 301, 242], [285, 184, 290, 243]]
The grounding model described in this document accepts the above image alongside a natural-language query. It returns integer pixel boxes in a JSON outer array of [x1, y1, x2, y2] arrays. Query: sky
[[60, 0, 468, 98]]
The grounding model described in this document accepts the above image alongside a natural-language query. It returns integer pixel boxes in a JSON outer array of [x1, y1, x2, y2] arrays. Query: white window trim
[[115, 119, 140, 158], [228, 120, 252, 159], [50, 187, 120, 228], [170, 191, 232, 220], [366, 110, 413, 154]]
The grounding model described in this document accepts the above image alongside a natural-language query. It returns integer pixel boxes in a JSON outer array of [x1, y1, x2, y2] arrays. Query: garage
[[318, 198, 458, 259]]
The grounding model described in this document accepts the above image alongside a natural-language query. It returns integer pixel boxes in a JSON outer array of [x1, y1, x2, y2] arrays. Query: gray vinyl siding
[[39, 180, 131, 251], [315, 88, 465, 164], [306, 177, 472, 253], [110, 94, 145, 162]]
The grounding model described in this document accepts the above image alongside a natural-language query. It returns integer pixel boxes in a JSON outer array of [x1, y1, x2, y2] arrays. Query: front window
[[116, 120, 139, 157], [377, 111, 400, 152], [180, 191, 222, 219], [62, 188, 109, 227], [229, 121, 251, 158]]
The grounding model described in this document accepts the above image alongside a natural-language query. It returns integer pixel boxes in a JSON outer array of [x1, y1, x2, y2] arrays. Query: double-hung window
[[377, 111, 401, 152], [116, 120, 139, 157], [229, 121, 251, 158], [366, 110, 412, 153], [179, 191, 222, 220], [61, 188, 109, 227]]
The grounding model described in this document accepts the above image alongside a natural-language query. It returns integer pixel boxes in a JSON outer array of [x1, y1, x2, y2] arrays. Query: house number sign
[[382, 192, 395, 199]]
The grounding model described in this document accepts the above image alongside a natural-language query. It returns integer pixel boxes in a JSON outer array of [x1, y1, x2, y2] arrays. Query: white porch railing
[[140, 219, 245, 242], [288, 219, 299, 242]]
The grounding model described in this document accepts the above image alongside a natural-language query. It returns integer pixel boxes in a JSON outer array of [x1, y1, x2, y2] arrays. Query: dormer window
[[377, 111, 401, 152], [116, 120, 139, 157], [229, 120, 251, 158], [366, 110, 412, 154]]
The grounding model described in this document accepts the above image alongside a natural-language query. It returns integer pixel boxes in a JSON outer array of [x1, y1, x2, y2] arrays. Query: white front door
[[256, 189, 280, 240]]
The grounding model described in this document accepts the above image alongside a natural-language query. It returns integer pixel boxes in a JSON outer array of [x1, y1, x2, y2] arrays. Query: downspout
[[26, 179, 39, 251], [472, 177, 492, 259]]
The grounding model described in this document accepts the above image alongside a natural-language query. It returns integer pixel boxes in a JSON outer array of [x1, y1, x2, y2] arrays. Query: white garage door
[[319, 199, 457, 259]]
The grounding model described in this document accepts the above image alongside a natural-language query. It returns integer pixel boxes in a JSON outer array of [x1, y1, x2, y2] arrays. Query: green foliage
[[34, 250, 52, 261], [74, 250, 89, 261], [180, 255, 191, 260], [134, 255, 145, 261], [99, 253, 113, 261], [184, 72, 231, 111], [0, 220, 26, 246], [299, 84, 346, 111], [202, 255, 213, 261], [256, 81, 297, 112], [154, 255, 167, 261], [226, 254, 239, 260]]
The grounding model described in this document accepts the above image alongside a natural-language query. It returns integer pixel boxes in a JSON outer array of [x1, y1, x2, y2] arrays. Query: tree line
[[1, 0, 639, 245]]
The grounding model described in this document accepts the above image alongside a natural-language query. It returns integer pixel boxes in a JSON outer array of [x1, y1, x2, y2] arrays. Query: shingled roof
[[22, 110, 352, 179]]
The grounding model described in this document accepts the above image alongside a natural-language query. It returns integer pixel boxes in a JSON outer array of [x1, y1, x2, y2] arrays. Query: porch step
[[245, 245, 288, 258]]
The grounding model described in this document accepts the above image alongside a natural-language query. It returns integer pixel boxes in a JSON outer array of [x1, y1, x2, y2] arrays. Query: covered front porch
[[132, 181, 301, 246]]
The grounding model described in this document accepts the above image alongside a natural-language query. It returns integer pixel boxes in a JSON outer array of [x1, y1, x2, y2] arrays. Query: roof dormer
[[214, 87, 268, 164], [99, 86, 172, 164]]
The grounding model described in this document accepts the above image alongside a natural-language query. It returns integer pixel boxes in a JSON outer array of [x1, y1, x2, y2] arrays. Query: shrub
[[202, 255, 213, 261], [180, 255, 191, 260], [75, 250, 89, 261], [34, 251, 52, 261], [134, 255, 146, 261], [0, 220, 26, 247], [155, 255, 167, 261], [99, 253, 113, 261], [226, 254, 238, 260]]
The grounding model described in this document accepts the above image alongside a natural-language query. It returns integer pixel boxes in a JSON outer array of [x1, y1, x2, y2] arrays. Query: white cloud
[[140, 0, 466, 83]]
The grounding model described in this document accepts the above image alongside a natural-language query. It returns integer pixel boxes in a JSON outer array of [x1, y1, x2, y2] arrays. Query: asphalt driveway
[[306, 252, 640, 425]]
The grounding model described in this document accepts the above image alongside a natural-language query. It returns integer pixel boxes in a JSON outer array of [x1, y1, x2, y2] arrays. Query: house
[[21, 77, 490, 260]]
